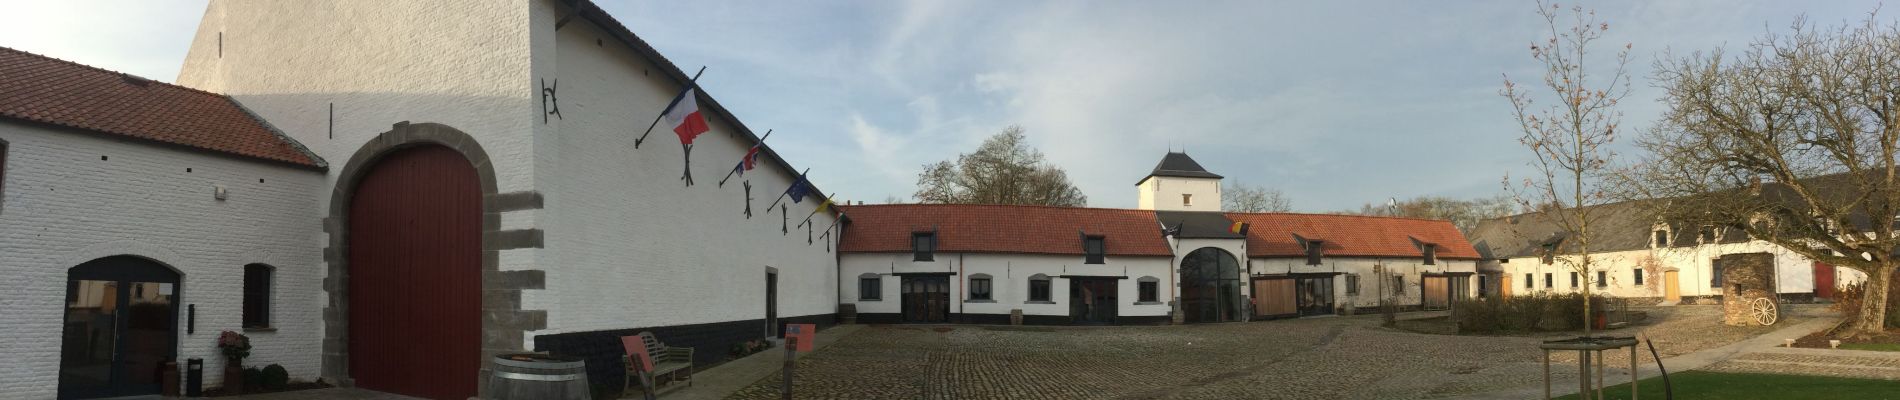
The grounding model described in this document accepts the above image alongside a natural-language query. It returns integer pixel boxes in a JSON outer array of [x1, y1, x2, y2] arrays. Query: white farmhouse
[[3, 1, 840, 398], [837, 152, 1482, 325], [1468, 199, 1867, 303]]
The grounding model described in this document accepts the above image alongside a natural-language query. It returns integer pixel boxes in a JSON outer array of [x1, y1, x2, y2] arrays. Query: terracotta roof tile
[[0, 46, 320, 168], [838, 204, 1172, 256], [1226, 213, 1482, 259]]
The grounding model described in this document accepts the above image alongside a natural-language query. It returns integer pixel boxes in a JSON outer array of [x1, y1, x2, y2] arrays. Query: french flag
[[666, 88, 711, 144]]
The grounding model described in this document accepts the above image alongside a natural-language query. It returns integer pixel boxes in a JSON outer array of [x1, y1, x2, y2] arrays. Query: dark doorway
[[766, 271, 779, 337], [58, 256, 180, 400], [1295, 276, 1335, 316], [347, 145, 482, 400], [900, 276, 950, 323], [1069, 278, 1118, 324], [1181, 248, 1242, 323]]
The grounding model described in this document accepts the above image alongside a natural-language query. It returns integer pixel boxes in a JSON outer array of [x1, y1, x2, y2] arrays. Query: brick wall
[[0, 122, 327, 396]]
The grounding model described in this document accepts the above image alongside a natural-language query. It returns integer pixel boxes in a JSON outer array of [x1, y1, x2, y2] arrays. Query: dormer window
[[1411, 237, 1438, 265], [1083, 236, 1106, 264], [1699, 225, 1716, 243], [912, 232, 935, 261], [1305, 240, 1324, 266], [1540, 243, 1556, 265], [1653, 230, 1669, 247]]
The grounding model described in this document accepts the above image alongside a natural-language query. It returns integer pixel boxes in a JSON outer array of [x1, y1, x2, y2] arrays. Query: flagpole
[[717, 129, 773, 187], [817, 209, 846, 239], [765, 168, 809, 212], [634, 66, 707, 149], [796, 192, 834, 228]]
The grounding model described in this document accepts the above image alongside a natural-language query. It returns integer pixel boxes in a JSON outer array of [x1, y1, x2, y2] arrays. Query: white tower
[[1136, 152, 1223, 212]]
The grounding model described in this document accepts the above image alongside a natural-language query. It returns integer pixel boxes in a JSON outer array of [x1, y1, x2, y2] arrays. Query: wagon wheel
[[1752, 298, 1779, 326]]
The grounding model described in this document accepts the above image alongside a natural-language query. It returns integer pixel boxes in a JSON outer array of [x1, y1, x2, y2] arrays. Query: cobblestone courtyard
[[727, 305, 1824, 400]]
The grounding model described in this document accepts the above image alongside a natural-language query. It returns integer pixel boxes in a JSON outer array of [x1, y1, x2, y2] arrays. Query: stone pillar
[[1719, 253, 1777, 326], [1170, 298, 1184, 325]]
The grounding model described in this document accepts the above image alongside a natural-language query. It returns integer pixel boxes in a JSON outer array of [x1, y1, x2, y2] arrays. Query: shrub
[[1452, 293, 1607, 333], [1831, 275, 1900, 330], [242, 367, 265, 390], [260, 364, 290, 390]]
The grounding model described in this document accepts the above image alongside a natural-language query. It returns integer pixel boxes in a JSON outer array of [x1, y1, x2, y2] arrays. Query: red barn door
[[347, 145, 481, 399], [1814, 262, 1836, 299]]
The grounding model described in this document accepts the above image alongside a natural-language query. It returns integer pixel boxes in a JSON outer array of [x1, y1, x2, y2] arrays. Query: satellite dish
[[1387, 197, 1398, 214]]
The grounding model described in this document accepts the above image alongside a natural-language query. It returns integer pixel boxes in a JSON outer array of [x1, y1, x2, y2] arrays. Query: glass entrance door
[[1068, 279, 1118, 324], [900, 276, 949, 323], [1294, 277, 1334, 316], [59, 257, 179, 400]]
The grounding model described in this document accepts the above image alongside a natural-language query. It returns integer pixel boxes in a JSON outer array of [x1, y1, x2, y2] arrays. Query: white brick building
[[836, 152, 1481, 325], [1470, 200, 1869, 303], [4, 1, 840, 398], [0, 3, 1489, 399]]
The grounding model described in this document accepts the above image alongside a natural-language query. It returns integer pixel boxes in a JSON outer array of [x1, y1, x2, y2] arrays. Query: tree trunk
[[1852, 269, 1891, 336]]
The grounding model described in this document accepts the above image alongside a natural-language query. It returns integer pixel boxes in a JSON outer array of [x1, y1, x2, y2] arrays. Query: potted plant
[[218, 331, 252, 394]]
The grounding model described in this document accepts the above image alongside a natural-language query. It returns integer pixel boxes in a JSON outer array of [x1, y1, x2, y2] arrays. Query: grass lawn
[[1553, 371, 1900, 400], [1841, 342, 1900, 352]]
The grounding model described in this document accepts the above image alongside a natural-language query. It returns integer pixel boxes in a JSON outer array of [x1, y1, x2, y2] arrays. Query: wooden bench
[[623, 332, 694, 395]]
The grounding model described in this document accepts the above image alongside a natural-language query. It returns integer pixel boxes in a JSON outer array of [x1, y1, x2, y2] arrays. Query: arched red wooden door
[[348, 145, 481, 399]]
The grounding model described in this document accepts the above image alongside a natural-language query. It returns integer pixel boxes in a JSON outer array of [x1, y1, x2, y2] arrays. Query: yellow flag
[[816, 198, 834, 213]]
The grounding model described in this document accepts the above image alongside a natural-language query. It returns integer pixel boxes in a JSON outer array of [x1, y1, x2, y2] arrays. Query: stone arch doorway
[[321, 122, 544, 400], [58, 255, 181, 399], [1180, 247, 1242, 323]]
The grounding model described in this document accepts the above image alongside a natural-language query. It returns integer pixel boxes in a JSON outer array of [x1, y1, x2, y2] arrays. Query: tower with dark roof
[[1137, 151, 1224, 212]]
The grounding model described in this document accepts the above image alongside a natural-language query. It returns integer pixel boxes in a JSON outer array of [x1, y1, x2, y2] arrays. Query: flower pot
[[223, 362, 245, 395]]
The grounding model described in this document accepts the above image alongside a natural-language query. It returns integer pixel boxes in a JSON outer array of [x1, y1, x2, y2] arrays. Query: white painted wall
[[1498, 241, 1867, 299], [1249, 257, 1480, 310], [1138, 177, 1221, 212], [0, 122, 327, 396], [174, 0, 544, 346], [839, 253, 1172, 319], [173, 0, 841, 349], [524, 7, 840, 335]]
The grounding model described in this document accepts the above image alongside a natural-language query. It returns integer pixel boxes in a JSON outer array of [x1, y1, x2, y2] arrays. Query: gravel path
[[726, 305, 1813, 399]]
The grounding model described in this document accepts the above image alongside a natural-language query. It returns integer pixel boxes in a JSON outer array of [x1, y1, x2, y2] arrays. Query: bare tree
[[1637, 12, 1900, 335], [1223, 181, 1293, 212], [1501, 1, 1631, 336], [914, 125, 1088, 207], [1347, 195, 1519, 235]]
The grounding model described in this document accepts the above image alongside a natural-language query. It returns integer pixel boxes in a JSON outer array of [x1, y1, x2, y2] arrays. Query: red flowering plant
[[218, 331, 252, 362]]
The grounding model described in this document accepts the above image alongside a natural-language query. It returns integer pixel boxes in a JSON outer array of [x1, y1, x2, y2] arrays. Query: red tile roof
[[0, 46, 321, 168], [1226, 213, 1482, 259], [838, 204, 1172, 256]]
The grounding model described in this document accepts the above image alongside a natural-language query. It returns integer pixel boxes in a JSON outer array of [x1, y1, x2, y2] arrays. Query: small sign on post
[[782, 324, 817, 400], [788, 324, 816, 352]]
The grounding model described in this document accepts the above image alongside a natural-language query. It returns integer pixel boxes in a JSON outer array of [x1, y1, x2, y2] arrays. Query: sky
[[0, 1, 1886, 211]]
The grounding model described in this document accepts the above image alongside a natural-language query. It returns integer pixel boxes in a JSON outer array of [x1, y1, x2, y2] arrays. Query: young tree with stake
[[1501, 1, 1631, 336]]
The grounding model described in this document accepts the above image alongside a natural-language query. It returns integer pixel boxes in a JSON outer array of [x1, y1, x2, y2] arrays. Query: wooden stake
[[781, 336, 797, 400]]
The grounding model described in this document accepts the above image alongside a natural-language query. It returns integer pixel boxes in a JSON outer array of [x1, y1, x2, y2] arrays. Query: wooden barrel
[[483, 353, 591, 400]]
